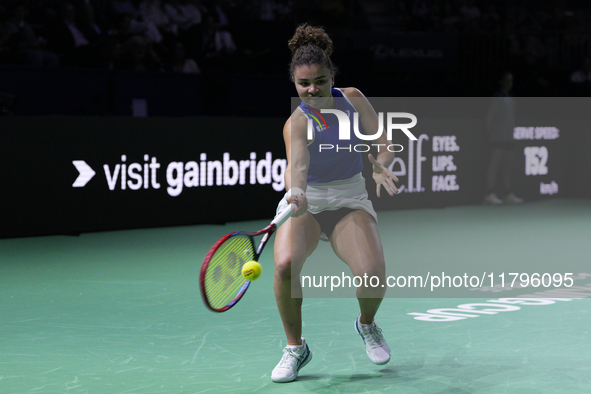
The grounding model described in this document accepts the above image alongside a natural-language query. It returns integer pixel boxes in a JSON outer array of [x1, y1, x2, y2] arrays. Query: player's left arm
[[342, 87, 399, 196]]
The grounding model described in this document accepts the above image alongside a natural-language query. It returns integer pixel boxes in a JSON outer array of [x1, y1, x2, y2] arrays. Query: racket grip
[[271, 203, 295, 227]]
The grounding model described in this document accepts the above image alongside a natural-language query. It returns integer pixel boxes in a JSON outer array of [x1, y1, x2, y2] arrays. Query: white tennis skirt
[[275, 173, 378, 231]]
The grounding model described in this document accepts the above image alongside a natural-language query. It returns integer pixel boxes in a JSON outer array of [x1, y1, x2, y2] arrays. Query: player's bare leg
[[330, 210, 386, 321], [273, 213, 321, 345], [272, 213, 320, 382], [330, 210, 390, 365]]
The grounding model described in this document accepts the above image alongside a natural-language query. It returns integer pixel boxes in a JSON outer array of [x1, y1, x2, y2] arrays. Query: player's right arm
[[283, 111, 309, 217]]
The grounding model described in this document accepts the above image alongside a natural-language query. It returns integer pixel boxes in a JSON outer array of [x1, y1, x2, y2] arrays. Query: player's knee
[[368, 270, 386, 284], [274, 254, 304, 282], [356, 271, 387, 297], [352, 263, 385, 284], [274, 258, 292, 281]]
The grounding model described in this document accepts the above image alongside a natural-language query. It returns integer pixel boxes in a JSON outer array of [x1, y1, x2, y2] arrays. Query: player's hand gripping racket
[[200, 204, 294, 312]]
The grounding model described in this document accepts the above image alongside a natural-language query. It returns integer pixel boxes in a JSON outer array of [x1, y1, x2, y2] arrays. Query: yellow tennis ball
[[242, 260, 262, 281]]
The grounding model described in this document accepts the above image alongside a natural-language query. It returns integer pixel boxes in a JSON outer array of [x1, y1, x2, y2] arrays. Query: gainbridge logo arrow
[[72, 160, 96, 187]]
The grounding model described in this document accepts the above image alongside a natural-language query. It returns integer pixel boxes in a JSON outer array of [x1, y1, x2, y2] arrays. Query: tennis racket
[[200, 203, 294, 312]]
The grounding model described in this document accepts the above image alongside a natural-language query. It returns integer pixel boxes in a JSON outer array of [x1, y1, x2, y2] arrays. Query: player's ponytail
[[288, 24, 337, 81]]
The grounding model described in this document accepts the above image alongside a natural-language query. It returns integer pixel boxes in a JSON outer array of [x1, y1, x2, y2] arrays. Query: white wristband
[[287, 187, 305, 197]]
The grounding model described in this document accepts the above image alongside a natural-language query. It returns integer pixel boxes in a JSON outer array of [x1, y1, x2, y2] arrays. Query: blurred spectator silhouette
[[111, 0, 164, 43], [78, 3, 107, 44], [163, 0, 206, 59], [163, 0, 202, 32], [3, 4, 59, 67], [438, 1, 460, 33], [106, 12, 135, 59], [200, 15, 237, 72], [481, 3, 500, 32], [1, 0, 591, 103], [460, 0, 482, 33], [206, 0, 232, 28], [484, 71, 523, 205], [459, 0, 481, 21], [139, 0, 176, 36], [510, 19, 549, 96], [169, 41, 200, 73], [78, 3, 111, 68], [569, 56, 591, 96], [250, 0, 293, 21], [411, 0, 435, 31], [115, 34, 163, 71], [46, 2, 98, 67]]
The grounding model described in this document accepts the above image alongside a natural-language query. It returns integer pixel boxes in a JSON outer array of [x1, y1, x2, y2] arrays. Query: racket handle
[[271, 203, 295, 227]]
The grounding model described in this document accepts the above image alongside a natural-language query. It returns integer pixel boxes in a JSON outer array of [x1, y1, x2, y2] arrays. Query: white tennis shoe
[[484, 193, 504, 205], [355, 314, 391, 365], [504, 192, 524, 204], [271, 338, 312, 383]]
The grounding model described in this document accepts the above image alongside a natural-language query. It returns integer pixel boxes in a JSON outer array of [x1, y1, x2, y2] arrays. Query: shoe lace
[[362, 324, 385, 349], [278, 347, 301, 368]]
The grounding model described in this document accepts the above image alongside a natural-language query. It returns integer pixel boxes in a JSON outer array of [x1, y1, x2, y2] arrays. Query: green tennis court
[[1, 199, 590, 393]]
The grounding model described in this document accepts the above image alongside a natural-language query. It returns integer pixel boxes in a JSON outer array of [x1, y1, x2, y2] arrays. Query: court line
[[191, 332, 211, 365]]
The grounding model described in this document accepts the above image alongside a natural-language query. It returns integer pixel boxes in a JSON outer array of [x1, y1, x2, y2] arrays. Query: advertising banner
[[2, 98, 588, 238], [1, 117, 286, 238]]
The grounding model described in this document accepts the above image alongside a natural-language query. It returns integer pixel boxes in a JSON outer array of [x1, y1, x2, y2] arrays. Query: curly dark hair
[[288, 24, 338, 81]]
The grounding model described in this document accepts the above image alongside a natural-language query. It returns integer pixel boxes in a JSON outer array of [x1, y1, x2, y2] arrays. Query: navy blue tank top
[[299, 88, 363, 183]]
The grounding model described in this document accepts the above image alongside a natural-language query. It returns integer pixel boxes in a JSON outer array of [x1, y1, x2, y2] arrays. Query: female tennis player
[[271, 24, 399, 383]]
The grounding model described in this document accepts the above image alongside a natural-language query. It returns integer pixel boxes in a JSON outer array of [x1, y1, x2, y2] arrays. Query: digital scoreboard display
[[513, 126, 561, 197]]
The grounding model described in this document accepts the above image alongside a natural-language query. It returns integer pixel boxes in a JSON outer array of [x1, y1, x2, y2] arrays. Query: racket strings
[[204, 235, 255, 309]]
